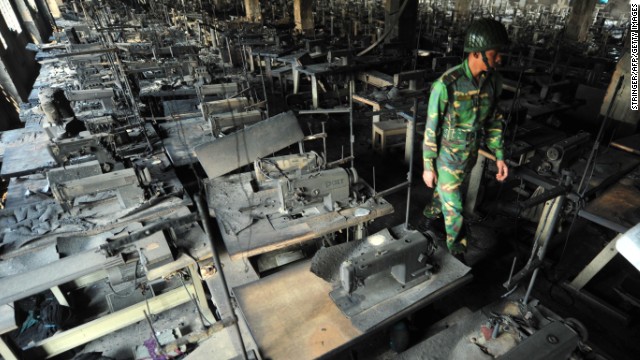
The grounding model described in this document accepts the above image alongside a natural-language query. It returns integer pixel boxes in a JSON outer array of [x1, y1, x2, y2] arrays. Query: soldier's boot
[[416, 215, 445, 236], [453, 252, 467, 266], [449, 233, 468, 266]]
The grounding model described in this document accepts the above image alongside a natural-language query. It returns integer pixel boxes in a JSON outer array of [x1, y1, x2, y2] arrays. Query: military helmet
[[464, 18, 510, 52]]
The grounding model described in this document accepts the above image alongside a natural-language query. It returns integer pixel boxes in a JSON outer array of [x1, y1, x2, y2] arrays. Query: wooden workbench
[[580, 171, 640, 233], [234, 261, 361, 360], [159, 116, 215, 167], [574, 144, 640, 233], [0, 128, 48, 162], [205, 166, 395, 260], [208, 174, 394, 260], [611, 133, 640, 156], [234, 256, 472, 360], [0, 139, 56, 178]]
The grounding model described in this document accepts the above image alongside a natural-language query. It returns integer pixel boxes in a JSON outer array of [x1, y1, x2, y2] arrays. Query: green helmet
[[464, 18, 510, 53]]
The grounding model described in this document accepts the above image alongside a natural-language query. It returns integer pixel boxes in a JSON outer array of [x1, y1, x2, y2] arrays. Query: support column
[[12, 0, 43, 43], [294, 0, 314, 35], [384, 0, 418, 51], [0, 5, 41, 103], [311, 75, 318, 109], [46, 0, 61, 19], [565, 0, 597, 42], [384, 0, 400, 43], [455, 0, 471, 21], [244, 0, 261, 22], [34, 0, 55, 35]]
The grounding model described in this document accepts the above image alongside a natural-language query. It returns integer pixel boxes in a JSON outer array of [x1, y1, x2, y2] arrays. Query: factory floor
[[13, 84, 637, 360]]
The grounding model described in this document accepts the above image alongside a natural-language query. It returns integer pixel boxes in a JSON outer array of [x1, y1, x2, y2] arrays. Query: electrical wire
[[357, 0, 411, 57], [412, 12, 423, 71], [179, 273, 213, 327], [107, 259, 140, 298], [506, 68, 526, 148]]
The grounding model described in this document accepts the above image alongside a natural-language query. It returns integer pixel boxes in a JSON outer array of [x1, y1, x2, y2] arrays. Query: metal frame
[[187, 263, 217, 325], [1, 258, 215, 358], [50, 286, 70, 307], [568, 234, 622, 290], [28, 283, 197, 358], [523, 193, 566, 304]]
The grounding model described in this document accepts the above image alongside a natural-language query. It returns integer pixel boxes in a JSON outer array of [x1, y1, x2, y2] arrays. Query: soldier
[[421, 18, 510, 262]]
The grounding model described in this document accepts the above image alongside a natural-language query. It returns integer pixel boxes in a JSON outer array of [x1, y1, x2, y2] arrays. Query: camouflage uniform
[[422, 58, 505, 254]]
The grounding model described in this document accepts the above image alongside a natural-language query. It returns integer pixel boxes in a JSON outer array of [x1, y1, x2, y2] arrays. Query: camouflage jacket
[[423, 59, 505, 171]]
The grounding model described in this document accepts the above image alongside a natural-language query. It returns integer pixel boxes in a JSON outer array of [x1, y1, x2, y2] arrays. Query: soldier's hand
[[496, 160, 508, 182], [423, 170, 437, 188]]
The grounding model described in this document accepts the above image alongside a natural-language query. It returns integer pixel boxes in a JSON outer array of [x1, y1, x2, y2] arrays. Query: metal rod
[[577, 75, 624, 194], [179, 275, 208, 328], [349, 79, 355, 168], [298, 109, 351, 114], [577, 209, 628, 234], [195, 194, 248, 360], [375, 181, 411, 199], [522, 194, 565, 304], [519, 185, 567, 209], [326, 156, 355, 168], [523, 268, 539, 305], [225, 36, 234, 67], [372, 166, 376, 193], [321, 122, 327, 162], [258, 55, 270, 118], [404, 97, 418, 230], [143, 310, 165, 356], [536, 200, 563, 257], [507, 256, 517, 287]]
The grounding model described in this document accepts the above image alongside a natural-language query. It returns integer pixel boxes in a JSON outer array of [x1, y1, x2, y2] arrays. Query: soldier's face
[[483, 50, 502, 70]]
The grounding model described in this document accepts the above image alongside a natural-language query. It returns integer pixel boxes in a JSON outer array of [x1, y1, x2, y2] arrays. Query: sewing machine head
[[340, 229, 437, 294], [254, 151, 324, 184], [48, 131, 116, 172], [49, 166, 145, 211], [253, 151, 359, 215], [276, 167, 358, 215]]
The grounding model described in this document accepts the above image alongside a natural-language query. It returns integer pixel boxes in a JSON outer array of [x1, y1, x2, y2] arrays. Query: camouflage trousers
[[423, 158, 475, 254]]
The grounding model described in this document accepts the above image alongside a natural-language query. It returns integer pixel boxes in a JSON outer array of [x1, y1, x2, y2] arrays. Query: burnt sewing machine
[[339, 229, 438, 294], [200, 111, 394, 261], [308, 225, 470, 332], [254, 153, 359, 215], [535, 132, 591, 175], [48, 160, 146, 211], [48, 131, 118, 172]]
